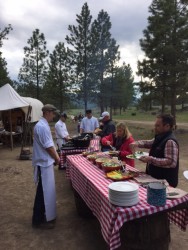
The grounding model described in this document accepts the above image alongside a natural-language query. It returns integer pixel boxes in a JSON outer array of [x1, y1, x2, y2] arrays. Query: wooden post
[[9, 110, 13, 150]]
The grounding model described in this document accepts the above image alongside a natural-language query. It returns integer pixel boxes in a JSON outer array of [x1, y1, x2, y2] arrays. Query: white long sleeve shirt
[[55, 120, 69, 149]]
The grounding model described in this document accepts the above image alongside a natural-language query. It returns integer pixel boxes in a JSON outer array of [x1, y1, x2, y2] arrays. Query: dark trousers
[[32, 166, 46, 225]]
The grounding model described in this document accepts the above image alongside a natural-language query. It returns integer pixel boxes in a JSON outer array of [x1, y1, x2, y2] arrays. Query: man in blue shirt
[[80, 109, 99, 134]]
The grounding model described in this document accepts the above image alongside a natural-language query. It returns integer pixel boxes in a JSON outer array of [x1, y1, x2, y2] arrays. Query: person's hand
[[94, 128, 102, 134], [129, 142, 139, 153], [55, 155, 60, 165], [106, 141, 111, 146], [139, 156, 151, 163]]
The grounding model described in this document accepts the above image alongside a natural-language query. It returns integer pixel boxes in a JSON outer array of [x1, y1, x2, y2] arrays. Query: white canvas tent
[[0, 83, 43, 149], [22, 97, 43, 122], [0, 83, 29, 111], [0, 84, 43, 122]]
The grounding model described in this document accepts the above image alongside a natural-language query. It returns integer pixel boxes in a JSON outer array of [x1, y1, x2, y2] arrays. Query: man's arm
[[139, 140, 178, 168], [46, 146, 60, 165]]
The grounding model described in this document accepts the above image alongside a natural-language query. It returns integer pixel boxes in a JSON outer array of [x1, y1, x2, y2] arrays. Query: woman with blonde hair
[[101, 122, 135, 167]]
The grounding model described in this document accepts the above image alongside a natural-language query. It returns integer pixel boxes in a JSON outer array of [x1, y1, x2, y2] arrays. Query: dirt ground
[[0, 120, 188, 250]]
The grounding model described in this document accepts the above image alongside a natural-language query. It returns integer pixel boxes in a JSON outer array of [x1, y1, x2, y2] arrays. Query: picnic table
[[59, 137, 100, 169], [66, 154, 188, 250]]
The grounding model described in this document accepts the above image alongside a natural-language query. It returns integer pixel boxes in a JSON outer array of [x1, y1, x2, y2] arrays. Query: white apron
[[34, 164, 56, 221], [56, 138, 66, 149]]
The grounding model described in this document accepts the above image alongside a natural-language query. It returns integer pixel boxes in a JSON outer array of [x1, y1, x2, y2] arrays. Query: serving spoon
[[109, 145, 116, 151]]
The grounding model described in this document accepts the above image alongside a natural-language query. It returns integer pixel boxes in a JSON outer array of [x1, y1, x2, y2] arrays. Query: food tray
[[106, 170, 139, 181]]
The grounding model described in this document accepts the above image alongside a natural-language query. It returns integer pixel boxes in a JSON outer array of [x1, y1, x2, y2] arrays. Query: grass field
[[64, 107, 188, 124]]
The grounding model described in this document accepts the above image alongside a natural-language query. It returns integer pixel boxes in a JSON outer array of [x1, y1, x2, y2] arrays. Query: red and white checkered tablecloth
[[59, 138, 100, 168], [66, 154, 188, 250]]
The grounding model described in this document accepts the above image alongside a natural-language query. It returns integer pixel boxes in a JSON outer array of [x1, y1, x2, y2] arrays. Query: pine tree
[[44, 42, 72, 110], [0, 24, 12, 87], [66, 2, 93, 111], [106, 38, 120, 117], [18, 29, 49, 99], [138, 0, 188, 119], [0, 24, 12, 47], [90, 10, 119, 113]]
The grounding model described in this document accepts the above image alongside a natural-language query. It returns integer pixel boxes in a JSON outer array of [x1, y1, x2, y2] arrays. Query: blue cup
[[147, 182, 166, 206]]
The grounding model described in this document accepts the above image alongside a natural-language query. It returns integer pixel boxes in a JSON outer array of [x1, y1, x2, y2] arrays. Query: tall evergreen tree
[[115, 63, 135, 112], [66, 2, 93, 111], [0, 24, 12, 87], [90, 10, 113, 112], [0, 24, 13, 47], [44, 42, 72, 110], [138, 0, 188, 119], [0, 56, 12, 86], [106, 38, 120, 117], [18, 29, 49, 99]]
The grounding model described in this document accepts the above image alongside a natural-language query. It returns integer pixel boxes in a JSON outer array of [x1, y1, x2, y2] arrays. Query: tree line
[[0, 2, 135, 115], [137, 0, 188, 119], [1, 0, 188, 121]]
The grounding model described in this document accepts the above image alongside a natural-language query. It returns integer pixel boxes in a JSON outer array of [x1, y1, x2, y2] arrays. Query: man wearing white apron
[[32, 104, 60, 229], [55, 112, 70, 150]]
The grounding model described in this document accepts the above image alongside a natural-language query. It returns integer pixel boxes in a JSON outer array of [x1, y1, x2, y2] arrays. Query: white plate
[[183, 170, 188, 180], [108, 182, 139, 192], [166, 186, 187, 199], [109, 197, 139, 207], [126, 151, 149, 159]]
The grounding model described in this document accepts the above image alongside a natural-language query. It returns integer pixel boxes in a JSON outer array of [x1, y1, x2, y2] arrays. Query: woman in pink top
[[101, 122, 135, 167]]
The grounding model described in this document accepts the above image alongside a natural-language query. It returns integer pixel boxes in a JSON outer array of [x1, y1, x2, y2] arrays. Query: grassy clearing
[[64, 107, 188, 123]]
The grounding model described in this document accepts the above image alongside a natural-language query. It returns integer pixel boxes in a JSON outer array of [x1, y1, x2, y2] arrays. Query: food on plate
[[126, 151, 149, 159], [106, 170, 139, 180], [108, 151, 119, 156], [126, 154, 136, 159]]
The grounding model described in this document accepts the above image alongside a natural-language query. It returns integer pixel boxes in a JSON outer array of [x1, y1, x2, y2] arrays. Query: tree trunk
[[171, 90, 177, 128]]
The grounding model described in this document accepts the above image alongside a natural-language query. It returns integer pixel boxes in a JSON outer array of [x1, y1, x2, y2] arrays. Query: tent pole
[[20, 105, 32, 159], [9, 110, 13, 150]]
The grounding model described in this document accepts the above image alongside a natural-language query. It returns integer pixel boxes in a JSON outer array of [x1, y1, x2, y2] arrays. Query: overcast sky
[[0, 0, 152, 82]]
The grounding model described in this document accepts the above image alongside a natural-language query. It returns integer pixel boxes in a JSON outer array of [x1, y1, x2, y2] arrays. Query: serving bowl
[[95, 157, 111, 169], [86, 154, 98, 163], [82, 151, 94, 157], [101, 162, 121, 172]]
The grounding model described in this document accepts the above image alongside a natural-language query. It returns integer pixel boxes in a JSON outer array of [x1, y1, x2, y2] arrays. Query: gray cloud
[[0, 0, 152, 81]]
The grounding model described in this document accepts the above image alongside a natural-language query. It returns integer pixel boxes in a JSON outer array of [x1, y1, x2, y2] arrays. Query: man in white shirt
[[80, 109, 99, 134], [55, 112, 70, 150], [32, 104, 60, 229]]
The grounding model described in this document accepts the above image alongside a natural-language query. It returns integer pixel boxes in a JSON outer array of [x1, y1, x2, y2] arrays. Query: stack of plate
[[108, 182, 139, 206]]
